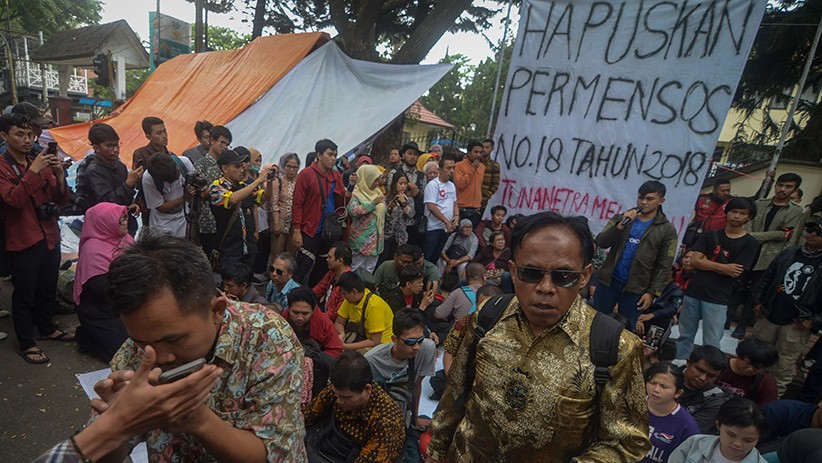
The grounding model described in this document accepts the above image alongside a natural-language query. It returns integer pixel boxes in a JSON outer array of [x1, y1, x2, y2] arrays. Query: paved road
[[0, 281, 107, 462]]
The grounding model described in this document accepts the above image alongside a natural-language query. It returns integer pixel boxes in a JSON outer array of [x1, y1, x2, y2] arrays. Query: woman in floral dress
[[347, 164, 386, 273]]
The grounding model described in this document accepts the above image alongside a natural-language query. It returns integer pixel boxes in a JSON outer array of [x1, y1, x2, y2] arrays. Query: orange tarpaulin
[[50, 32, 329, 166]]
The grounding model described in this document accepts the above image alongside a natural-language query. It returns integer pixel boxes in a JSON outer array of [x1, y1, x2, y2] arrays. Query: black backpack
[[454, 295, 623, 453]]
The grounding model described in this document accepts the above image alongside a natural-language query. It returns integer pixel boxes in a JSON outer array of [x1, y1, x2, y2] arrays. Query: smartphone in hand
[[157, 358, 207, 384]]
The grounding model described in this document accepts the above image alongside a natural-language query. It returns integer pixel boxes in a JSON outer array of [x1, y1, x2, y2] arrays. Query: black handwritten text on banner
[[485, 0, 767, 237]]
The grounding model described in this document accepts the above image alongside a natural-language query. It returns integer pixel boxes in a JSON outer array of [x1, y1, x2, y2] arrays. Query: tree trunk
[[252, 0, 266, 38], [371, 114, 407, 165]]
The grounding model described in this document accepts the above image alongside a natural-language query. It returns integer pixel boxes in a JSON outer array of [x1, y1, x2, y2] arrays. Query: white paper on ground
[[76, 368, 148, 463]]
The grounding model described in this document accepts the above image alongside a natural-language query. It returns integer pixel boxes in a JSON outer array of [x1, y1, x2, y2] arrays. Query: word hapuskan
[[519, 0, 760, 64]]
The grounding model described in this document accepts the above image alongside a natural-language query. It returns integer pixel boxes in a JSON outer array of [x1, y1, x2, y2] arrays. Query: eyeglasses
[[269, 266, 285, 275], [513, 265, 587, 288], [805, 223, 821, 235], [399, 336, 426, 346]]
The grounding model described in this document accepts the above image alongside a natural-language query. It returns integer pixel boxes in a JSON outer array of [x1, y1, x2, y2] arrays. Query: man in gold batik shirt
[[427, 212, 651, 462]]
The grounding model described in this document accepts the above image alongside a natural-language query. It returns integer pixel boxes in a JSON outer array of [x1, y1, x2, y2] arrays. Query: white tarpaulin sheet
[[227, 41, 453, 162], [485, 0, 767, 236]]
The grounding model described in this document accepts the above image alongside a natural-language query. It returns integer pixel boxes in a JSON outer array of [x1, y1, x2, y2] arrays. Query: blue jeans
[[423, 229, 448, 264], [675, 295, 727, 359], [592, 278, 643, 329]]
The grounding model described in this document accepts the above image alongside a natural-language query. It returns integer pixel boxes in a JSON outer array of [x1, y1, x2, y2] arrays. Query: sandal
[[37, 330, 76, 342], [19, 348, 49, 364]]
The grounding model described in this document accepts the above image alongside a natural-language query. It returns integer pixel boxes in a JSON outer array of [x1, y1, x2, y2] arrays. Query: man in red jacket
[[0, 113, 71, 364], [284, 286, 343, 357], [291, 139, 345, 286], [312, 241, 352, 322]]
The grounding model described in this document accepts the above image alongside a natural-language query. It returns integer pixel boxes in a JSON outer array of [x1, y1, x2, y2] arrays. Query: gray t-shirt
[[365, 339, 437, 386]]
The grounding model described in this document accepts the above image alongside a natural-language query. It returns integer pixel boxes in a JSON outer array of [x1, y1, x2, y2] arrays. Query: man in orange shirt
[[454, 141, 485, 227]]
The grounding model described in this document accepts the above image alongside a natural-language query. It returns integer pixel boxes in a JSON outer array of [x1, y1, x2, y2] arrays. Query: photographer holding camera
[[0, 113, 72, 364], [143, 152, 197, 238], [209, 148, 276, 272]]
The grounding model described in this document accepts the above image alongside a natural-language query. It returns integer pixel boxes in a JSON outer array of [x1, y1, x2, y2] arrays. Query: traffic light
[[93, 53, 110, 87]]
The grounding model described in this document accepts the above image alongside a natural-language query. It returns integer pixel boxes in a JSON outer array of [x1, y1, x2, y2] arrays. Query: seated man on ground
[[334, 272, 394, 352], [303, 351, 405, 462], [435, 262, 486, 323], [266, 252, 300, 309], [373, 244, 440, 295], [221, 262, 268, 305], [365, 307, 437, 463], [284, 286, 343, 358], [312, 241, 352, 322], [760, 399, 822, 450], [678, 345, 732, 434], [381, 265, 436, 314], [715, 338, 780, 406], [89, 229, 306, 461]]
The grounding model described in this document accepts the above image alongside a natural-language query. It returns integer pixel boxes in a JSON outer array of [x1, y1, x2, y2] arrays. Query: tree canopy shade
[[734, 0, 822, 161], [240, 0, 518, 64], [0, 0, 102, 36]]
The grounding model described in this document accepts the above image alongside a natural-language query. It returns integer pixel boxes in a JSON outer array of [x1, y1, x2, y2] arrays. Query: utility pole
[[195, 0, 204, 52], [486, 0, 513, 137], [4, 0, 18, 104]]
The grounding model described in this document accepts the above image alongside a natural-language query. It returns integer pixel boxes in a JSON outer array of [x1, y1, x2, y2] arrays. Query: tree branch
[[393, 0, 474, 64], [329, 0, 351, 37]]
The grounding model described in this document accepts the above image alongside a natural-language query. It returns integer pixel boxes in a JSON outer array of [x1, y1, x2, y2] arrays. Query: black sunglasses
[[805, 223, 821, 235], [399, 336, 426, 346], [514, 265, 587, 288], [268, 266, 285, 275]]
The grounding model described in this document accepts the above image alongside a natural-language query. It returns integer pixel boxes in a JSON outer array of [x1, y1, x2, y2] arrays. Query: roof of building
[[30, 20, 149, 68], [406, 100, 455, 129]]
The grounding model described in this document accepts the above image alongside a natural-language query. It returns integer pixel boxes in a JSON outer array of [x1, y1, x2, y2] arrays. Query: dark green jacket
[[748, 198, 804, 271], [596, 209, 678, 296]]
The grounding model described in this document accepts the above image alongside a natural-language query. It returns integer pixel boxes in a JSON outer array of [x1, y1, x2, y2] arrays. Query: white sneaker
[[0, 332, 7, 341], [0, 309, 9, 318]]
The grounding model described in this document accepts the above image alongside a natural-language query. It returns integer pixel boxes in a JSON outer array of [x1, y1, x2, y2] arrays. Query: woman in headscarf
[[347, 164, 386, 273], [73, 203, 133, 361]]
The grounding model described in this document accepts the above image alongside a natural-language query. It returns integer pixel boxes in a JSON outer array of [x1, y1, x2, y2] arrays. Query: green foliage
[[1, 0, 102, 35], [734, 0, 822, 160], [420, 39, 513, 138], [420, 54, 473, 130], [200, 25, 252, 51]]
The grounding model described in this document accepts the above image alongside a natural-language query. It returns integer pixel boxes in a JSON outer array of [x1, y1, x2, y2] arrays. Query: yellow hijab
[[353, 164, 386, 231]]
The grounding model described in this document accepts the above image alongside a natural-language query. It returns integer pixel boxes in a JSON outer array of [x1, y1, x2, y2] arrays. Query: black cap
[[233, 146, 252, 161], [11, 102, 51, 126], [400, 141, 421, 155], [217, 149, 249, 166]]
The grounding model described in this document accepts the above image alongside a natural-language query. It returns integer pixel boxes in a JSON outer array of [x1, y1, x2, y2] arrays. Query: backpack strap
[[453, 294, 514, 410], [462, 286, 477, 314], [575, 311, 623, 456]]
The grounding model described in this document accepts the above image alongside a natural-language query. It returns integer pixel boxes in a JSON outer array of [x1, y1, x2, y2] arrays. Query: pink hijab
[[73, 203, 134, 305]]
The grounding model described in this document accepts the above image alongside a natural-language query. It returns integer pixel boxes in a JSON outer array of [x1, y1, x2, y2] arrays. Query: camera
[[184, 171, 208, 190], [36, 203, 61, 220], [267, 168, 278, 182]]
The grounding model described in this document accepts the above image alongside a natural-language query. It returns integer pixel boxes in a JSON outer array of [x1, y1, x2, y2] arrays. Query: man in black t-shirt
[[209, 149, 273, 271], [676, 197, 760, 359], [751, 216, 822, 396], [733, 172, 804, 338]]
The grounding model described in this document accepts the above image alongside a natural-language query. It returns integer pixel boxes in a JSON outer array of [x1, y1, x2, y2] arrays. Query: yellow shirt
[[337, 289, 394, 344], [428, 295, 650, 462]]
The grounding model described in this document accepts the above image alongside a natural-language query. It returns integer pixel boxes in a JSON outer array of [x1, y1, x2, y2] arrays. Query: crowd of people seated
[[2, 108, 822, 462]]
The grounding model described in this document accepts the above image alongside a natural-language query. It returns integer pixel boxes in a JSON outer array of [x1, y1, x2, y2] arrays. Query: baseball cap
[[217, 149, 249, 165], [11, 102, 51, 126]]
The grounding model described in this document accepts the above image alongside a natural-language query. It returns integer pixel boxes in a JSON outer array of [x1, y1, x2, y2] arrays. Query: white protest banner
[[485, 0, 768, 236]]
